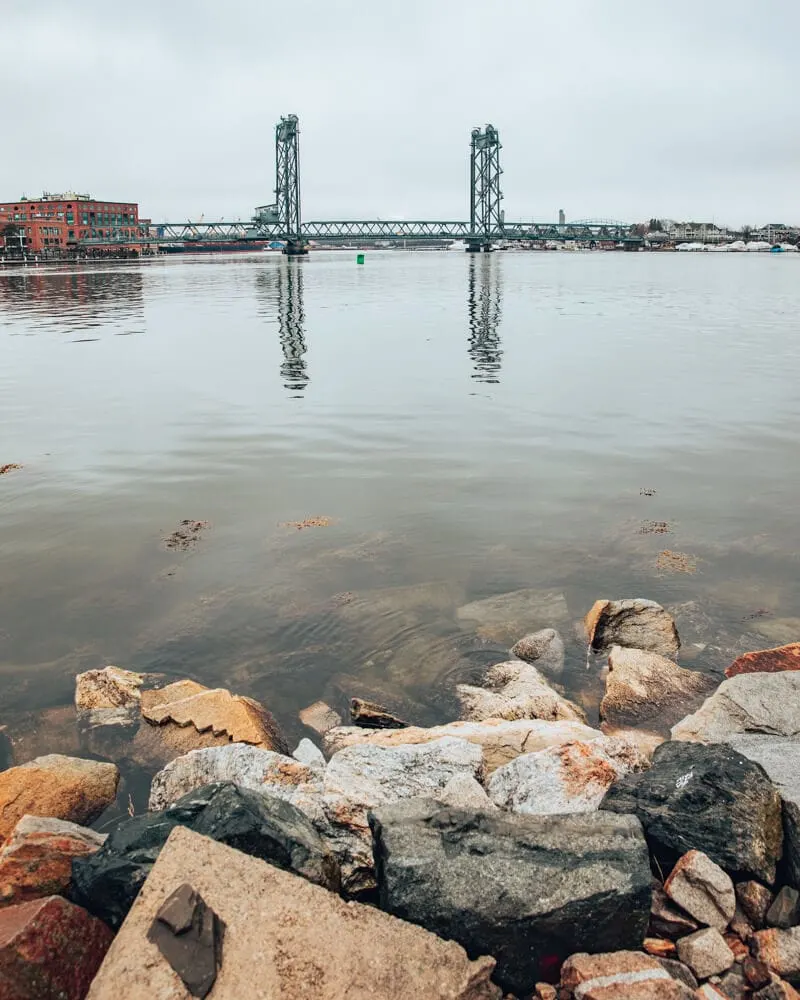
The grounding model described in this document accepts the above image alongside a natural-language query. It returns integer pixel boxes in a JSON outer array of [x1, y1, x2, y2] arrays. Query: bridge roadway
[[81, 218, 638, 247]]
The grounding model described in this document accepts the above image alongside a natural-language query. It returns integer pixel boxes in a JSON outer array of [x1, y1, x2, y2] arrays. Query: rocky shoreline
[[1, 597, 800, 998]]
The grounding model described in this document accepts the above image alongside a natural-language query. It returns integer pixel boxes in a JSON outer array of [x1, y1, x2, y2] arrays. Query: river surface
[[2, 249, 800, 756]]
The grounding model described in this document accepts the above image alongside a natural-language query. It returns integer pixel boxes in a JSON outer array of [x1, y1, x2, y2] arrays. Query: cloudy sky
[[2, 1, 797, 226]]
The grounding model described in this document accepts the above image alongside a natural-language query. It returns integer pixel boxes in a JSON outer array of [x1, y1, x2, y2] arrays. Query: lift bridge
[[144, 115, 636, 254]]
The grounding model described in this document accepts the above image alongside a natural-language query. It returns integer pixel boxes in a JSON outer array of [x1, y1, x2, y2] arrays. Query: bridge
[[85, 115, 639, 253]]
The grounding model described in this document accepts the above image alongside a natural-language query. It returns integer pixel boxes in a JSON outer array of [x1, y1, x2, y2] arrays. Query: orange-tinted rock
[[0, 895, 113, 999], [726, 642, 800, 678], [723, 932, 750, 962], [0, 755, 119, 840], [560, 950, 692, 999], [644, 937, 677, 957], [736, 880, 774, 929], [753, 980, 800, 1000], [0, 815, 105, 907], [753, 927, 800, 978]]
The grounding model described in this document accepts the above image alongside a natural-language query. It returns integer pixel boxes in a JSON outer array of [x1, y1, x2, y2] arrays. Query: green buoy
[[356, 253, 365, 265]]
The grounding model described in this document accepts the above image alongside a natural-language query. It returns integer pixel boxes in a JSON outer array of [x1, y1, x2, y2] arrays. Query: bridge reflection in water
[[467, 255, 502, 383], [255, 260, 309, 397]]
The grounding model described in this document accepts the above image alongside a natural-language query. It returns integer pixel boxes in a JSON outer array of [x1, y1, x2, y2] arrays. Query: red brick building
[[0, 192, 140, 252]]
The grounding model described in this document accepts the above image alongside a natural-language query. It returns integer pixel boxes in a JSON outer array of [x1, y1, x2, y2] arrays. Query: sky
[[1, 1, 798, 227]]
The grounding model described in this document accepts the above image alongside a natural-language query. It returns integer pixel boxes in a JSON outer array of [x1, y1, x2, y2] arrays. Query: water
[[2, 250, 800, 753]]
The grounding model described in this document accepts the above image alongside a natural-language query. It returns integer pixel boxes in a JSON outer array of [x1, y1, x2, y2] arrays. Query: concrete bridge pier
[[466, 237, 494, 253], [283, 240, 308, 257]]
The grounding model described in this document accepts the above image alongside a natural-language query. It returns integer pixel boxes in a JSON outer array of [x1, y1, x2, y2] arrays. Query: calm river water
[[2, 250, 800, 752]]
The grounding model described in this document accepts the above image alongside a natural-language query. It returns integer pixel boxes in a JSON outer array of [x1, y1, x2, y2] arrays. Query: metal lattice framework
[[469, 125, 503, 249]]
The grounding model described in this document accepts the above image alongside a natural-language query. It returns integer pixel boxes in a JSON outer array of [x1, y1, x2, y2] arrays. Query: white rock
[[293, 738, 326, 770], [671, 672, 800, 743], [456, 659, 586, 724], [487, 736, 647, 815], [433, 773, 497, 812]]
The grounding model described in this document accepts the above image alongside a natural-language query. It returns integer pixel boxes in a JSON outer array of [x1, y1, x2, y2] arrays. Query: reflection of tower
[[277, 260, 308, 395], [467, 255, 502, 383]]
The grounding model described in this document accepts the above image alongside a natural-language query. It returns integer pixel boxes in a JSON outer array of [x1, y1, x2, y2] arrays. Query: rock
[[0, 728, 13, 772], [509, 629, 565, 675], [456, 589, 569, 639], [370, 801, 652, 995], [585, 599, 681, 657], [730, 905, 756, 941], [726, 642, 800, 678], [0, 895, 113, 1000], [487, 736, 648, 815], [676, 927, 734, 979], [85, 826, 501, 1000], [736, 880, 774, 928], [71, 781, 339, 928], [752, 927, 800, 978], [147, 883, 224, 1000], [696, 985, 734, 999], [456, 659, 586, 724], [141, 682, 288, 753], [753, 980, 800, 1000], [601, 646, 715, 733], [0, 755, 119, 839], [601, 725, 665, 758], [601, 741, 783, 883], [651, 882, 701, 937], [560, 950, 695, 1000], [657, 957, 699, 991], [672, 673, 800, 743], [299, 700, 342, 736], [434, 774, 496, 812], [533, 985, 557, 1000], [75, 665, 147, 710], [0, 815, 105, 907], [664, 850, 736, 931], [350, 698, 408, 729], [727, 736, 800, 889], [77, 706, 140, 762], [768, 887, 800, 929], [323, 717, 605, 775], [292, 738, 325, 770], [715, 964, 749, 999], [644, 936, 677, 957], [743, 955, 773, 989]]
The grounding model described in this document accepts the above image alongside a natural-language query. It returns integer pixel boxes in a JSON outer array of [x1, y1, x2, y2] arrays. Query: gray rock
[[509, 629, 565, 676], [369, 801, 652, 996], [292, 738, 326, 770], [456, 659, 586, 724], [728, 735, 800, 889], [487, 736, 648, 816], [651, 882, 701, 938], [767, 886, 800, 929], [586, 598, 680, 657], [601, 741, 783, 884], [663, 850, 736, 931], [456, 589, 569, 637], [676, 927, 734, 979], [601, 646, 716, 733], [434, 774, 496, 812], [672, 673, 800, 744], [753, 926, 800, 978], [656, 957, 699, 992]]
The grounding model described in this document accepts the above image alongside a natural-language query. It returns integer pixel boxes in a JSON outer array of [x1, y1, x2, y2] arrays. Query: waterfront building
[[0, 192, 140, 252]]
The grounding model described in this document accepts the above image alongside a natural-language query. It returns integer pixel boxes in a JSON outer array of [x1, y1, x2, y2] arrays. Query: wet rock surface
[[86, 826, 501, 1000], [349, 697, 408, 729], [601, 741, 783, 883], [71, 781, 339, 928], [0, 754, 119, 839], [369, 800, 651, 996], [585, 599, 681, 657], [0, 894, 113, 1000]]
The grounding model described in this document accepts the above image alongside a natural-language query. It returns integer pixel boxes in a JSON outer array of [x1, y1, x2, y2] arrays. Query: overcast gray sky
[[2, 1, 797, 226]]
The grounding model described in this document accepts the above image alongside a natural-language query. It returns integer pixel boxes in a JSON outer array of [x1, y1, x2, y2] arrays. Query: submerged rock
[[602, 741, 783, 883], [370, 802, 652, 996], [726, 642, 800, 678], [86, 826, 501, 1000], [456, 658, 586, 724], [323, 718, 605, 775], [456, 589, 569, 644], [672, 672, 800, 743], [71, 781, 339, 928], [600, 646, 715, 732], [585, 599, 680, 657], [487, 736, 648, 815], [509, 628, 565, 675], [349, 698, 408, 729], [298, 700, 342, 736], [0, 754, 119, 839]]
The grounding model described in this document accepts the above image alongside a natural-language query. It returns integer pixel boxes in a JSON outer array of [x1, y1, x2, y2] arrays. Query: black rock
[[71, 781, 340, 928], [601, 741, 783, 884], [368, 801, 651, 997], [148, 883, 224, 999]]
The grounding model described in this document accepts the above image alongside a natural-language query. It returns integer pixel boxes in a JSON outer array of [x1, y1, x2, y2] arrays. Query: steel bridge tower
[[468, 125, 504, 252], [275, 114, 307, 256]]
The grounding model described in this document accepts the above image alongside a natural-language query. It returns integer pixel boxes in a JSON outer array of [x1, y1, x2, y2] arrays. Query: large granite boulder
[[601, 741, 783, 883], [70, 782, 339, 928], [487, 736, 648, 815], [585, 599, 680, 657], [369, 801, 652, 996], [456, 659, 586, 724], [600, 646, 715, 732], [672, 672, 800, 743], [0, 755, 119, 839], [323, 718, 605, 775], [85, 826, 501, 1000]]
